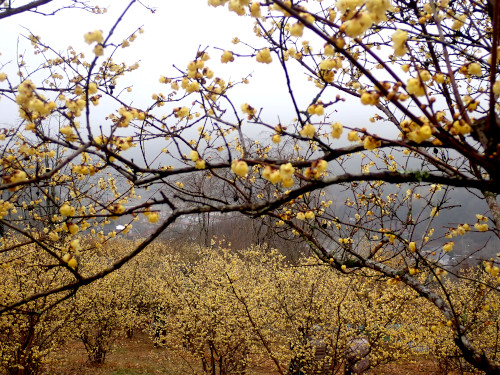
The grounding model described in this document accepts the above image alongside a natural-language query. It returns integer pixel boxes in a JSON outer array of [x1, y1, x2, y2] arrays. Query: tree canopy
[[1, 0, 500, 372]]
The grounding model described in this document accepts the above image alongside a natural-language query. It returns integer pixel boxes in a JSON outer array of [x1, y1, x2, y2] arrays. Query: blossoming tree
[[1, 0, 500, 372]]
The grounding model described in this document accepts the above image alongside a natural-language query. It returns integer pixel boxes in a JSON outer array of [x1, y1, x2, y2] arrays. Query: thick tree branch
[[0, 0, 52, 20]]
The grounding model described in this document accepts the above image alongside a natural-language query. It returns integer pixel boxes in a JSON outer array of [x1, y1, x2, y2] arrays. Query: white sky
[[0, 0, 376, 133]]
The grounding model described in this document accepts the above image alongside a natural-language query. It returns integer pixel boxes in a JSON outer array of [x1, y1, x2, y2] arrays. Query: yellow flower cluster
[[190, 150, 199, 162], [299, 123, 315, 138], [115, 107, 145, 127], [178, 53, 212, 94], [408, 241, 416, 252], [406, 77, 426, 97], [442, 242, 454, 253], [296, 211, 315, 220], [360, 91, 379, 105], [475, 223, 489, 231], [260, 163, 296, 187], [262, 165, 283, 184], [347, 130, 360, 142], [290, 22, 305, 37], [493, 81, 500, 95], [307, 103, 324, 116], [256, 48, 272, 63], [0, 200, 14, 219], [363, 136, 381, 150], [474, 214, 489, 231], [231, 160, 249, 177], [63, 222, 79, 235], [483, 261, 500, 278], [401, 119, 433, 143], [60, 203, 76, 217], [195, 159, 206, 169], [144, 211, 160, 223], [173, 106, 190, 119], [366, 0, 393, 23], [114, 136, 135, 151], [337, 0, 393, 37], [250, 2, 261, 17], [304, 159, 328, 179], [84, 30, 104, 44], [452, 14, 467, 30], [62, 253, 78, 269], [241, 102, 257, 118], [317, 57, 342, 83], [331, 122, 343, 138], [3, 170, 28, 191], [221, 50, 234, 64], [341, 12, 372, 37], [72, 164, 97, 176], [467, 62, 482, 76], [64, 97, 86, 118], [280, 162, 295, 187], [450, 120, 471, 135], [16, 79, 56, 120], [84, 30, 105, 55], [392, 30, 408, 56], [230, 0, 251, 15]]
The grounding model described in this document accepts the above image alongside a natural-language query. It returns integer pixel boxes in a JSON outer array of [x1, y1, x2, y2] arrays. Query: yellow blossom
[[347, 130, 360, 142], [342, 12, 373, 37], [282, 177, 294, 187], [84, 30, 104, 44], [476, 214, 488, 222], [364, 136, 381, 150], [67, 257, 78, 269], [250, 2, 261, 17], [195, 159, 206, 169], [299, 123, 315, 138], [290, 22, 305, 37], [331, 122, 343, 138], [392, 29, 408, 56], [406, 78, 426, 97], [241, 103, 257, 117], [279, 163, 295, 179], [443, 242, 454, 253], [190, 150, 199, 162], [475, 223, 489, 231], [231, 160, 249, 177], [493, 81, 500, 95], [256, 48, 272, 64], [60, 204, 76, 217], [146, 212, 160, 223], [316, 160, 328, 173], [221, 50, 234, 63], [467, 63, 482, 76]]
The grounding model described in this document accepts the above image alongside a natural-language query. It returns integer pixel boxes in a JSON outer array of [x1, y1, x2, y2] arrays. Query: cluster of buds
[[304, 160, 328, 179]]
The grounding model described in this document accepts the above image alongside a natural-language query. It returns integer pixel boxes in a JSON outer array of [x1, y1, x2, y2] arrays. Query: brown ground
[[44, 332, 480, 375]]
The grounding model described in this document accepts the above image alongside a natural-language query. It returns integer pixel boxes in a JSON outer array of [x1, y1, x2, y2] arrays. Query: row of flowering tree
[[2, 240, 498, 374], [0, 0, 499, 372]]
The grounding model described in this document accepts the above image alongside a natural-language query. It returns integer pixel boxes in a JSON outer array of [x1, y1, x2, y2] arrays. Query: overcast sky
[[0, 1, 376, 133]]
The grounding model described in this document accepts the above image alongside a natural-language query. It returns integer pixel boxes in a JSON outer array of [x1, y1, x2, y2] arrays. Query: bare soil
[[44, 332, 480, 375]]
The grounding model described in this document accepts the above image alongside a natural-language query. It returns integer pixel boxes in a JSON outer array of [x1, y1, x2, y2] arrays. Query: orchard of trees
[[1, 0, 500, 373]]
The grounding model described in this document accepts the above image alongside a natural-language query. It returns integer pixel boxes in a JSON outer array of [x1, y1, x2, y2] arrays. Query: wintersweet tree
[[152, 245, 438, 374], [1, 0, 500, 373]]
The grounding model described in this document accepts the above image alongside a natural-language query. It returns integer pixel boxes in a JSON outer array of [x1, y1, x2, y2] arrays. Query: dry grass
[[45, 331, 188, 375], [43, 331, 479, 375]]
